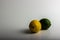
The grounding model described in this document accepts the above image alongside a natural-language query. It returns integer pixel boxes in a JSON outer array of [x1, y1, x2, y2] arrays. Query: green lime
[[40, 18, 51, 30]]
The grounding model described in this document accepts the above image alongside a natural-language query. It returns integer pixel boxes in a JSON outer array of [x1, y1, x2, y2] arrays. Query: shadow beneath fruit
[[20, 29, 35, 34], [41, 28, 49, 30]]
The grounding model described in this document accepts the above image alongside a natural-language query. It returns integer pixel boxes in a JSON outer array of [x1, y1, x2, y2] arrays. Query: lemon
[[40, 18, 51, 30], [29, 20, 41, 33]]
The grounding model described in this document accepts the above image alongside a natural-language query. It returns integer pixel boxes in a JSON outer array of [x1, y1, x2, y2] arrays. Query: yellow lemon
[[29, 20, 41, 33]]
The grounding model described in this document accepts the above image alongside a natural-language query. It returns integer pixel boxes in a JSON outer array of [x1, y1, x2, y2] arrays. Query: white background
[[0, 0, 60, 40]]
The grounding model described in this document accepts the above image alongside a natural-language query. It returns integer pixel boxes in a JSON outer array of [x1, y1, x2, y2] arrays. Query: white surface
[[0, 0, 60, 40]]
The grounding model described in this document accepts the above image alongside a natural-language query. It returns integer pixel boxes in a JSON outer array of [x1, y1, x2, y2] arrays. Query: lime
[[29, 20, 41, 33], [40, 18, 51, 30]]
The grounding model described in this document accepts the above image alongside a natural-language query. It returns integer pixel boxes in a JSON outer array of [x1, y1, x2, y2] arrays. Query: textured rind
[[29, 20, 41, 33], [40, 18, 51, 30]]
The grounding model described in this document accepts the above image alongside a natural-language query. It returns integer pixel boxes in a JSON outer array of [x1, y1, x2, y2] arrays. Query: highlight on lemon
[[29, 20, 41, 33]]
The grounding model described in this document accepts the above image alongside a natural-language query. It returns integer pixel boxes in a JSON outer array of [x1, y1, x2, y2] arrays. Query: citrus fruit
[[29, 20, 41, 33], [40, 18, 51, 30]]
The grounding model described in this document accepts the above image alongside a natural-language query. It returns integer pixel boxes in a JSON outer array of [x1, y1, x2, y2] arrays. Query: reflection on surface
[[19, 29, 51, 39]]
